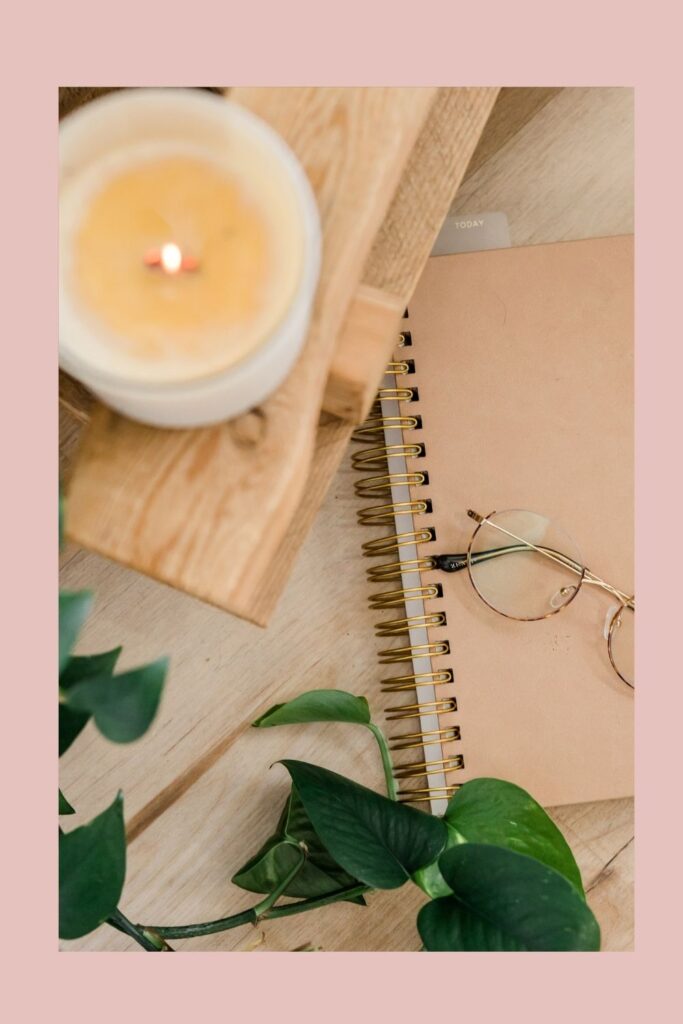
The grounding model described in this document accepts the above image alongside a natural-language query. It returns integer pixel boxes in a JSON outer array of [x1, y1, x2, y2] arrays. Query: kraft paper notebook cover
[[354, 235, 634, 809]]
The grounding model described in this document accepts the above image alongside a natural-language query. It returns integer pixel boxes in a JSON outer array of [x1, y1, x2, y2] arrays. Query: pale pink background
[[6, 0, 679, 1015]]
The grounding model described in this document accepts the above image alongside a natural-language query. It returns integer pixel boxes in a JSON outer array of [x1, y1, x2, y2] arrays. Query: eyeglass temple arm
[[434, 543, 584, 578], [433, 547, 524, 573]]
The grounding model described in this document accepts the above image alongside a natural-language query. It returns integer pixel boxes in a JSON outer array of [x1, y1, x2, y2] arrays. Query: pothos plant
[[60, 619, 600, 951], [59, 497, 598, 952]]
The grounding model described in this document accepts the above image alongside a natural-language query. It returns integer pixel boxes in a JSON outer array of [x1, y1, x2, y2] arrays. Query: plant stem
[[253, 846, 306, 916], [367, 722, 398, 801], [107, 907, 172, 951], [147, 883, 370, 940], [261, 884, 369, 921], [150, 906, 257, 940]]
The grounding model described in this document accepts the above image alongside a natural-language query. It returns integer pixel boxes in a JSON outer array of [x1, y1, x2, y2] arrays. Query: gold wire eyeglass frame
[[438, 509, 634, 689]]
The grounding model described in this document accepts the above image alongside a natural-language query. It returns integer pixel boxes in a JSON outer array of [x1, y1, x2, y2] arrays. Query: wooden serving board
[[63, 88, 498, 624]]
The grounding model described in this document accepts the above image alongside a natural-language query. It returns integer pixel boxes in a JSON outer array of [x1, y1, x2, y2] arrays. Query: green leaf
[[444, 778, 584, 895], [59, 591, 93, 673], [280, 761, 446, 890], [412, 821, 464, 898], [60, 647, 122, 689], [59, 705, 91, 757], [253, 690, 371, 728], [64, 657, 168, 743], [418, 844, 600, 951], [233, 788, 364, 902], [60, 648, 124, 756], [59, 789, 75, 815], [59, 793, 126, 939], [419, 897, 526, 950]]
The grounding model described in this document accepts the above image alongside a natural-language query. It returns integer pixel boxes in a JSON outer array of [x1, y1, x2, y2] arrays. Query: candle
[[59, 90, 321, 427]]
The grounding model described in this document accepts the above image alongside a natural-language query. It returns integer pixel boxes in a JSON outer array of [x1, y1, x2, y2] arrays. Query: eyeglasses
[[433, 509, 634, 690]]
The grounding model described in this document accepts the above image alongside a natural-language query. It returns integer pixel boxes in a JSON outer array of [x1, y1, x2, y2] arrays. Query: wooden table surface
[[59, 86, 634, 952]]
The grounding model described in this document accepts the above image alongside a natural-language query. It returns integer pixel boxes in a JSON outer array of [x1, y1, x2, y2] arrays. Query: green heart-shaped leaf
[[59, 648, 125, 756], [419, 896, 527, 950], [64, 657, 168, 743], [280, 761, 446, 889], [59, 792, 126, 939], [252, 690, 371, 728], [59, 789, 75, 815], [60, 647, 122, 688], [233, 787, 364, 902], [444, 778, 584, 895], [418, 844, 600, 951], [58, 591, 93, 673]]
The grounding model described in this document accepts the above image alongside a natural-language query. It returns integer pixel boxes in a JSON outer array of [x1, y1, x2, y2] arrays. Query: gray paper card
[[431, 211, 511, 255]]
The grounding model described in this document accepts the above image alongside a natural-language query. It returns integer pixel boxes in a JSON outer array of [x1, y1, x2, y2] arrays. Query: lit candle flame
[[143, 244, 199, 274], [160, 242, 183, 274]]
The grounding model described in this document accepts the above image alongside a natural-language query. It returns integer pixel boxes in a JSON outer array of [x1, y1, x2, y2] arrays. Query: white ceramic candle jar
[[59, 89, 321, 428]]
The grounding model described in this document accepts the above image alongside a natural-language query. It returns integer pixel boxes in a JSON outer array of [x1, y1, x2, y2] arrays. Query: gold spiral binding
[[358, 500, 430, 527], [351, 443, 424, 471], [367, 556, 436, 582], [355, 472, 428, 498], [376, 387, 415, 401], [380, 669, 454, 692], [362, 529, 434, 556], [395, 755, 464, 802], [353, 330, 462, 805], [353, 415, 421, 441], [375, 612, 447, 637], [393, 755, 465, 779], [378, 641, 450, 663], [384, 697, 457, 721], [370, 585, 441, 609], [397, 785, 461, 803], [390, 725, 461, 750]]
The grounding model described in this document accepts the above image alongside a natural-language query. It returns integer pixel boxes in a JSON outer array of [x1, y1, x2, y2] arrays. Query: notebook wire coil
[[353, 315, 463, 807]]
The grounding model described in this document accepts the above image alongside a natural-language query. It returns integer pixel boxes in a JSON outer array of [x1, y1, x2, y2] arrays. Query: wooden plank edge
[[321, 285, 404, 423]]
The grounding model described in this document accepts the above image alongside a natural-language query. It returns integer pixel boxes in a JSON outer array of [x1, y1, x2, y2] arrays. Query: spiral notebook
[[354, 233, 634, 811]]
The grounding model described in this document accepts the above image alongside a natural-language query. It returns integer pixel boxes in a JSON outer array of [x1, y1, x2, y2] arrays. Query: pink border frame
[[5, 0, 680, 1015]]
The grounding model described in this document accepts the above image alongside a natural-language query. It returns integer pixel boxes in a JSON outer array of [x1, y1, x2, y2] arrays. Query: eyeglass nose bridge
[[582, 569, 633, 606]]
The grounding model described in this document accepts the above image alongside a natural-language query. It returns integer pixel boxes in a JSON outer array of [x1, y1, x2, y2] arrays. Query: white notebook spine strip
[[352, 315, 463, 813]]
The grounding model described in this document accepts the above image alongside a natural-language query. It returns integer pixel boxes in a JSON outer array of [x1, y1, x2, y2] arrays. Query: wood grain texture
[[363, 88, 499, 296], [450, 86, 634, 240], [59, 370, 93, 424], [65, 88, 435, 625], [461, 87, 562, 182], [60, 87, 634, 952], [59, 87, 119, 118]]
